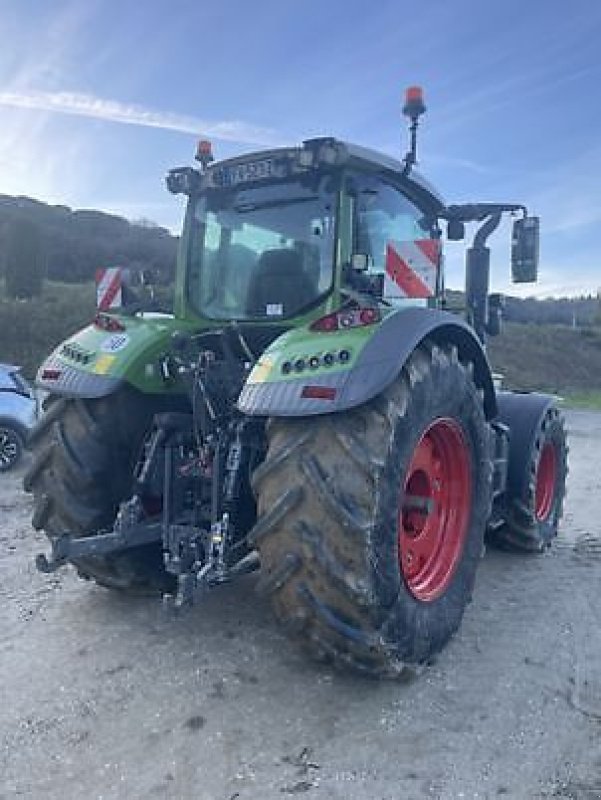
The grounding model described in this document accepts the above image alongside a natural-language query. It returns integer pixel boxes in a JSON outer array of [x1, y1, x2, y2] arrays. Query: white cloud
[[0, 109, 88, 202], [0, 89, 288, 147]]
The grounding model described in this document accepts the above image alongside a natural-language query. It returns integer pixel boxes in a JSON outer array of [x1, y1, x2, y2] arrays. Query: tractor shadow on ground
[[66, 540, 574, 695]]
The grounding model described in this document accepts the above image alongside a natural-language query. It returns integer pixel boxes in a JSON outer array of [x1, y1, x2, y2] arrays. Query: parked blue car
[[0, 364, 38, 471]]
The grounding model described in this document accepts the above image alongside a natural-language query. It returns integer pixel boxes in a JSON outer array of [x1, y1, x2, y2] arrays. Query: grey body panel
[[238, 308, 497, 419], [35, 356, 122, 398]]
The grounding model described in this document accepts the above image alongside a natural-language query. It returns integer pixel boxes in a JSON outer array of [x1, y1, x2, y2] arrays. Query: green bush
[[0, 282, 95, 377]]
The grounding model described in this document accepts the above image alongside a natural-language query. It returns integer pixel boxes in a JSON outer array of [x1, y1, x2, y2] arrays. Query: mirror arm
[[473, 213, 502, 250], [442, 203, 527, 225]]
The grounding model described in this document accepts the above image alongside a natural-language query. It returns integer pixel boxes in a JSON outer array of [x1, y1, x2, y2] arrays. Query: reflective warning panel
[[384, 239, 440, 299], [95, 268, 123, 311]]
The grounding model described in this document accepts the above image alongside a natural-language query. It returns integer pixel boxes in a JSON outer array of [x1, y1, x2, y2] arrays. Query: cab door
[[347, 174, 441, 307]]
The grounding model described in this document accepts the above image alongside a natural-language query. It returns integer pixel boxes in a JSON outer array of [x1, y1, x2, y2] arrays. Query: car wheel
[[0, 425, 24, 472]]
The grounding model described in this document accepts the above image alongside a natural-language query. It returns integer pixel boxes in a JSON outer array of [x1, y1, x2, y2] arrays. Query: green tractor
[[26, 88, 567, 676]]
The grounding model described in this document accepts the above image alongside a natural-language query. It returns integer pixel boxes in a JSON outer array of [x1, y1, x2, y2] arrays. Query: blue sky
[[1, 0, 600, 296]]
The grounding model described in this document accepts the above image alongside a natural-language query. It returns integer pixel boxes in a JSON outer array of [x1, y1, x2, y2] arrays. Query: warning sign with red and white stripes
[[95, 268, 122, 310], [384, 239, 440, 300]]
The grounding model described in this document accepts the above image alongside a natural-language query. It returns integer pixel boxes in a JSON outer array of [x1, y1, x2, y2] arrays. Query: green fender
[[35, 313, 196, 398], [238, 307, 497, 419]]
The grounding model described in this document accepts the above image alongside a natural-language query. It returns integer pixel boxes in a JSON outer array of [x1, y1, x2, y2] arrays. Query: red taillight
[[311, 312, 339, 332], [94, 313, 125, 332], [301, 385, 337, 400], [310, 307, 380, 333], [359, 307, 379, 325], [41, 369, 61, 381]]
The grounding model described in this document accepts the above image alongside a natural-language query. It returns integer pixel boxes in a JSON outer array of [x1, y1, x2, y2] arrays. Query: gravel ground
[[1, 409, 600, 800]]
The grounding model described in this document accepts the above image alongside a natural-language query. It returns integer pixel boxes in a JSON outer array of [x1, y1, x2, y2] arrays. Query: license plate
[[212, 158, 286, 187]]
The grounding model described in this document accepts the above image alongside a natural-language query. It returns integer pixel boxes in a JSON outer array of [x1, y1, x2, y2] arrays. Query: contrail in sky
[[0, 89, 286, 146]]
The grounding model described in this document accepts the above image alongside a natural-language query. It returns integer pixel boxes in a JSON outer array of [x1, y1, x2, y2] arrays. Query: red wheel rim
[[398, 419, 472, 602], [535, 442, 557, 521]]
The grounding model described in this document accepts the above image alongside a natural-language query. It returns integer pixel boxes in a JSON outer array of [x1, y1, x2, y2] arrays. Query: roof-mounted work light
[[195, 139, 214, 169]]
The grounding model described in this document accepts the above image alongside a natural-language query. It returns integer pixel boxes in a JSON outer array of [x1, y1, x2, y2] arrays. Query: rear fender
[[495, 391, 557, 499], [35, 313, 194, 399], [238, 308, 497, 419]]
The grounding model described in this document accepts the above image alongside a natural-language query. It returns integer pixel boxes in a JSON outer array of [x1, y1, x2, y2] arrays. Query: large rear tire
[[24, 389, 175, 594], [251, 342, 493, 677]]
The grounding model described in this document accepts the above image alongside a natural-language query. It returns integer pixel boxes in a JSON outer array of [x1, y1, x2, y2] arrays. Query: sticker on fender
[[249, 357, 273, 383], [385, 239, 439, 299], [100, 333, 130, 353], [94, 354, 116, 374]]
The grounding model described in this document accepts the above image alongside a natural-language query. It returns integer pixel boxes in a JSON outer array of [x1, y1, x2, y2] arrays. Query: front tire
[[24, 389, 175, 594], [251, 342, 493, 677]]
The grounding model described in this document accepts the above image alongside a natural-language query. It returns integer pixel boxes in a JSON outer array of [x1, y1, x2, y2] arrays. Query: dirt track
[[1, 409, 601, 800]]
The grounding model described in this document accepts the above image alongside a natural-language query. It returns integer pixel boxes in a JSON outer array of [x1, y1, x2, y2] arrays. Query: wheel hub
[[398, 418, 472, 602], [0, 428, 19, 468]]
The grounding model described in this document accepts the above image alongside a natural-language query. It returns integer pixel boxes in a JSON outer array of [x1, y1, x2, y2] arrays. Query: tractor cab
[[168, 136, 446, 330], [168, 86, 540, 345]]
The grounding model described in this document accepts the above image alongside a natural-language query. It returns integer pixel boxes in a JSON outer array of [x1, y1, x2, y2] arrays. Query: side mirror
[[511, 216, 539, 283]]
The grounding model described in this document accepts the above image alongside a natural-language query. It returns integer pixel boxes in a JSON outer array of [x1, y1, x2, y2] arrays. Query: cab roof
[[205, 137, 446, 212], [336, 140, 445, 207]]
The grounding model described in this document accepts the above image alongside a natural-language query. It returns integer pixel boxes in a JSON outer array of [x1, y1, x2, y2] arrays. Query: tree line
[[0, 194, 177, 298]]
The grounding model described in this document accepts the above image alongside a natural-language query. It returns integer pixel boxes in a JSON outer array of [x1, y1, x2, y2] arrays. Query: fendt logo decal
[[385, 239, 439, 299], [95, 267, 123, 311]]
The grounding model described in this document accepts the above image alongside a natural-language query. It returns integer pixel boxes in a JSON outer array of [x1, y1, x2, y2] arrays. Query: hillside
[[0, 194, 178, 284], [488, 323, 601, 397]]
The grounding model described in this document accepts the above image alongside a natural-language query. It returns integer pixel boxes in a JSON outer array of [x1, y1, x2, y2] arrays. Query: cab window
[[354, 177, 432, 265], [348, 174, 439, 305]]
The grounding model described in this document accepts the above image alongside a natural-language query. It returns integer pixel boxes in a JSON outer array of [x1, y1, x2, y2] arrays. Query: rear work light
[[94, 313, 126, 332], [310, 307, 380, 333]]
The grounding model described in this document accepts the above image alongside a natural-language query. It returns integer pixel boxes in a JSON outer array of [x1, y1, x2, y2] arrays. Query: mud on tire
[[251, 341, 493, 677], [24, 389, 175, 594]]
